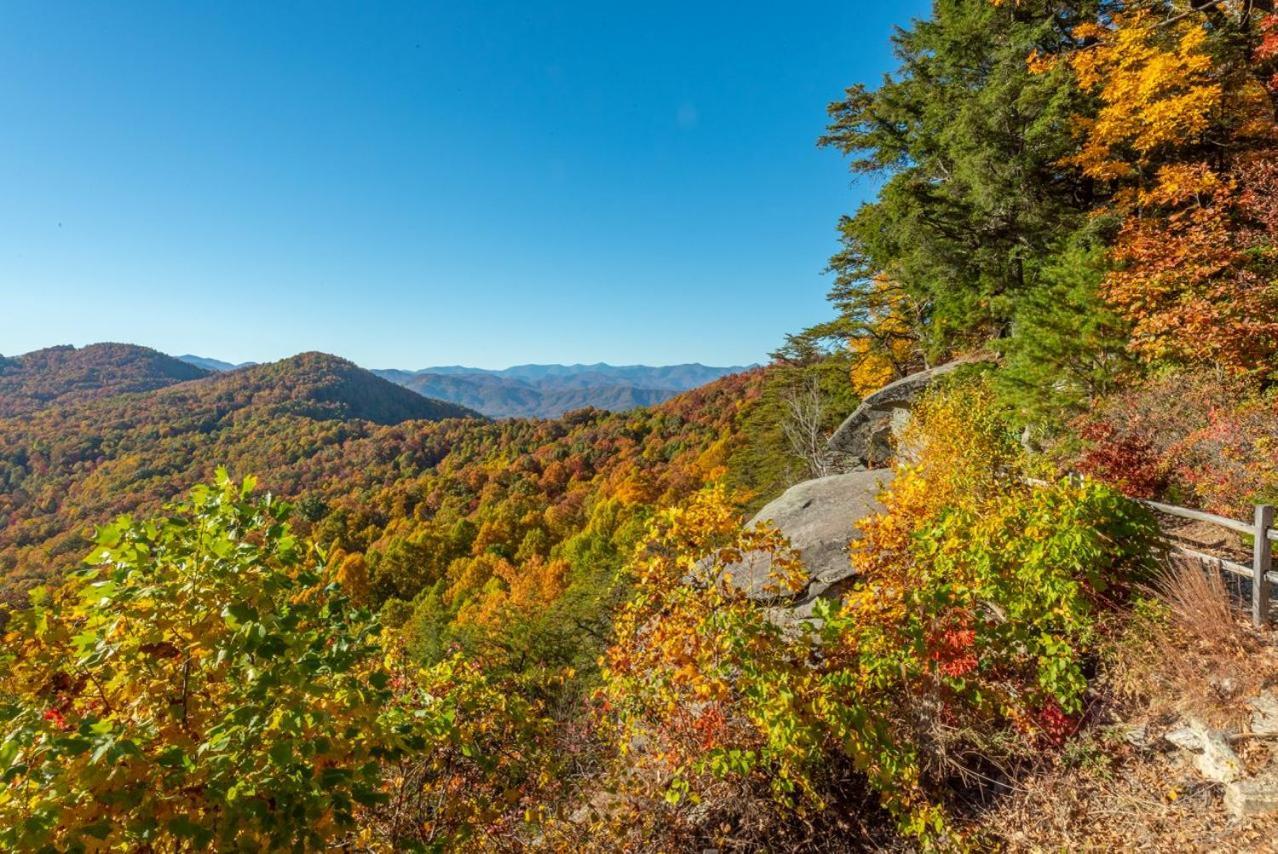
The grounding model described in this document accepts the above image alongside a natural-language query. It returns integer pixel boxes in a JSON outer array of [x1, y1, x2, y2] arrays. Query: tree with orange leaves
[[1056, 3, 1278, 375]]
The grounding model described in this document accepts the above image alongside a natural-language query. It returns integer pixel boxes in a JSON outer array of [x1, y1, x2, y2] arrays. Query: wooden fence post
[[1254, 504, 1274, 628]]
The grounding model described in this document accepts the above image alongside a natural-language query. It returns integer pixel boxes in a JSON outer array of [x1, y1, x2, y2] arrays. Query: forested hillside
[[4, 1, 1278, 850], [0, 351, 781, 612], [0, 351, 482, 599], [0, 343, 210, 417]]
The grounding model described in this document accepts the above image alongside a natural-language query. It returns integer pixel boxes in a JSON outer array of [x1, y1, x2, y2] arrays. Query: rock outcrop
[[1226, 770, 1278, 819], [1156, 699, 1278, 819], [827, 355, 994, 467], [726, 469, 892, 624]]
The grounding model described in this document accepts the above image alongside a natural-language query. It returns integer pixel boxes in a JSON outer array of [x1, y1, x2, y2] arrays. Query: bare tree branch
[[781, 378, 835, 480]]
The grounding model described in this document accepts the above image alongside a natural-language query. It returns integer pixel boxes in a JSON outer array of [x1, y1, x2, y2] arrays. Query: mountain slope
[[0, 351, 480, 600], [535, 384, 677, 414], [162, 352, 481, 424], [0, 360, 763, 603], [0, 343, 210, 417]]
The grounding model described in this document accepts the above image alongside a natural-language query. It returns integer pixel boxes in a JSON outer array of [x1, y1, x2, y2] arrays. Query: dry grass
[[1099, 557, 1267, 729], [1137, 558, 1268, 729], [980, 742, 1278, 853], [1152, 558, 1254, 658]]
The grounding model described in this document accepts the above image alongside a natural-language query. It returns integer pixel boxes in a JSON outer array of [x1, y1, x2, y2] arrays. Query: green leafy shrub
[[0, 470, 548, 851], [0, 471, 398, 849]]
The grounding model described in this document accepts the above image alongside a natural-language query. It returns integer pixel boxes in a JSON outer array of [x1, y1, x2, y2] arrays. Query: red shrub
[[1074, 373, 1278, 516], [1075, 422, 1167, 499]]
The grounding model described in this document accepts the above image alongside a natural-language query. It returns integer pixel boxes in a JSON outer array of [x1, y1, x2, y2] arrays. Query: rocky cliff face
[[720, 359, 994, 625]]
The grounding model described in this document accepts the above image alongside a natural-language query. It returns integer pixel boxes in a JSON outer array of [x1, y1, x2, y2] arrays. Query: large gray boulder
[[728, 469, 892, 623], [828, 356, 993, 467]]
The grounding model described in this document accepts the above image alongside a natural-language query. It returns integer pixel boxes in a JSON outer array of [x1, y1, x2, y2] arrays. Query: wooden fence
[[1139, 498, 1276, 628]]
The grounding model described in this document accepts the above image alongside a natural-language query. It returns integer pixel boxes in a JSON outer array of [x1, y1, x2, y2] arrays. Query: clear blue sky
[[0, 1, 928, 369]]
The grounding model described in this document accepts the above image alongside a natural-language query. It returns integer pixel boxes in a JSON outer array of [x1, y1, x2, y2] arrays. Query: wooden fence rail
[[1136, 498, 1276, 628]]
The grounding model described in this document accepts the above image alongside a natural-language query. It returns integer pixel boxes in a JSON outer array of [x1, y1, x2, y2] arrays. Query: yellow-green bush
[[0, 472, 553, 851]]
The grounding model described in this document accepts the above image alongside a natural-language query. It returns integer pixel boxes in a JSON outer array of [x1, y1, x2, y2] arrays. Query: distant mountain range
[[181, 355, 752, 418], [175, 354, 257, 372]]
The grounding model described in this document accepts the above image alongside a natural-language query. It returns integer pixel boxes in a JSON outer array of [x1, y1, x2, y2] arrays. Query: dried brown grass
[[980, 742, 1278, 853], [1152, 558, 1254, 657], [1141, 557, 1265, 727]]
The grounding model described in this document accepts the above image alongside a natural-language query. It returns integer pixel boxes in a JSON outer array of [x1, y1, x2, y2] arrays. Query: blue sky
[[0, 1, 928, 369]]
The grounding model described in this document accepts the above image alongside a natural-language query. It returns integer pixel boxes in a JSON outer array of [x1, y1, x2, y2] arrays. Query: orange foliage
[[334, 550, 371, 603], [1105, 158, 1278, 371], [1258, 12, 1278, 91], [455, 555, 569, 631], [848, 276, 920, 396], [1058, 9, 1278, 374]]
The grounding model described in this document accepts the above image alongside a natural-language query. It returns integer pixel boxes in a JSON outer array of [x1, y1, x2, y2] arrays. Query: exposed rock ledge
[[726, 469, 892, 624], [827, 355, 995, 468]]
